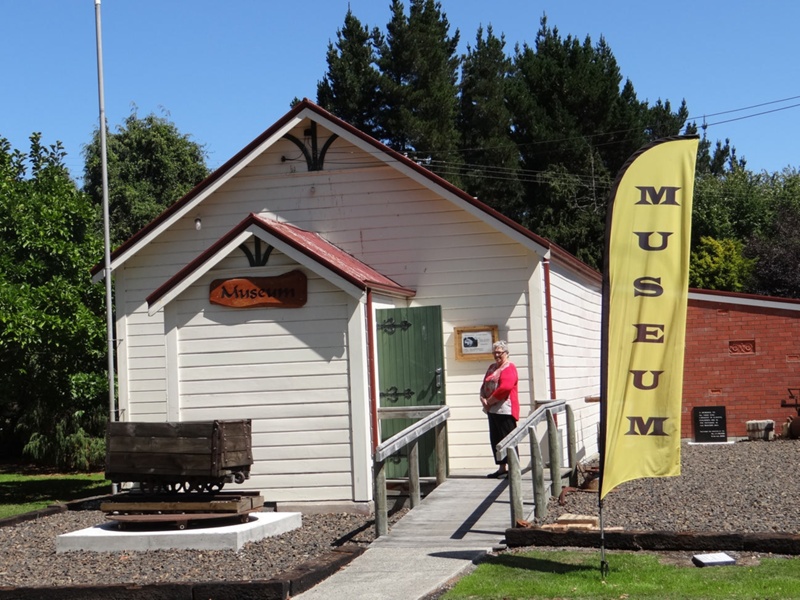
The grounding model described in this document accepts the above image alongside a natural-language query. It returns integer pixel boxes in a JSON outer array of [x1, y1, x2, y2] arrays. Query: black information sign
[[693, 406, 727, 443]]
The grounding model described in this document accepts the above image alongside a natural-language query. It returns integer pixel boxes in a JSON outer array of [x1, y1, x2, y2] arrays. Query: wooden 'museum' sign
[[210, 270, 307, 308]]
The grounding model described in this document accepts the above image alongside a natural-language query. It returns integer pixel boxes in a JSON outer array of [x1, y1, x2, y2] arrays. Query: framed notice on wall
[[454, 325, 499, 361]]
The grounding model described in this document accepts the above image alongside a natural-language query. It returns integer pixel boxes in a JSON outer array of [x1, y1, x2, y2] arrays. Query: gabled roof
[[91, 99, 599, 284], [146, 214, 415, 315]]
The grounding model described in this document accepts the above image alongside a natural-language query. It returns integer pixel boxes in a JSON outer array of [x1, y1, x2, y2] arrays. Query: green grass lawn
[[0, 469, 110, 519], [442, 549, 800, 599]]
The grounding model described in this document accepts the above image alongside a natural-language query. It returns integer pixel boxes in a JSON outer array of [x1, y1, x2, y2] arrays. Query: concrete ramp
[[294, 471, 533, 600]]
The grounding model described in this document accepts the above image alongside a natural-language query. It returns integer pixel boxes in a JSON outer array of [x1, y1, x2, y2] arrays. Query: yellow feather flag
[[599, 137, 699, 500]]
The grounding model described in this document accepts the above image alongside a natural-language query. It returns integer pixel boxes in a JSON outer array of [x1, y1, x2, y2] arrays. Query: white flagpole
[[94, 0, 117, 483]]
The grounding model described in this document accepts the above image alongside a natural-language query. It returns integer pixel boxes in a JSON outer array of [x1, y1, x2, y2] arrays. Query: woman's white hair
[[492, 340, 509, 353]]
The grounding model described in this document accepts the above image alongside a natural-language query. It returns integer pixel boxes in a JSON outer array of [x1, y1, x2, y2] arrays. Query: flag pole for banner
[[597, 134, 616, 580], [599, 499, 608, 578], [94, 0, 118, 495], [598, 181, 612, 581]]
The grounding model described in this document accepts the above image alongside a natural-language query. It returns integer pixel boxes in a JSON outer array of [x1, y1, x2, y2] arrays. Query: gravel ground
[[1, 439, 798, 589], [544, 439, 800, 534], [0, 508, 406, 589]]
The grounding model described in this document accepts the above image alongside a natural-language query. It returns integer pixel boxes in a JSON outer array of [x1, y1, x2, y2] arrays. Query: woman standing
[[480, 340, 520, 478]]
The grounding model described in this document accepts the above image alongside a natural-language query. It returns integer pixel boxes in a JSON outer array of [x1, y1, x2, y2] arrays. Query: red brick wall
[[683, 299, 800, 439]]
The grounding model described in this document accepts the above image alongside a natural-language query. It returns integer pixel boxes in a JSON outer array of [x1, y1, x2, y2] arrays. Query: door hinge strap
[[377, 318, 412, 334]]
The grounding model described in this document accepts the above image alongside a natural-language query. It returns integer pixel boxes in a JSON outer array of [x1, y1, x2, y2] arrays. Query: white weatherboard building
[[94, 100, 601, 511]]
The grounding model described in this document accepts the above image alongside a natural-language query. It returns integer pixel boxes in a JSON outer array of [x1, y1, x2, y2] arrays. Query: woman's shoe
[[487, 470, 507, 478]]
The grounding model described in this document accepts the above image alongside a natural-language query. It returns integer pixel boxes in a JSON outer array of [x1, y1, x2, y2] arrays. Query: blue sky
[[2, 1, 799, 180]]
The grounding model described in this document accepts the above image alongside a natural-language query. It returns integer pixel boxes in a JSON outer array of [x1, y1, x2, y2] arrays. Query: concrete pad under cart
[[56, 511, 301, 553]]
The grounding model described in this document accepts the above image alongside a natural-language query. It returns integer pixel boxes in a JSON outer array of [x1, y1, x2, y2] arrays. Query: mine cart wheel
[[140, 481, 157, 494], [790, 418, 800, 439], [200, 482, 224, 493]]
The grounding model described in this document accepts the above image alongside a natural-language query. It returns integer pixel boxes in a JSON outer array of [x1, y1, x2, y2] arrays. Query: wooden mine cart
[[105, 419, 253, 493]]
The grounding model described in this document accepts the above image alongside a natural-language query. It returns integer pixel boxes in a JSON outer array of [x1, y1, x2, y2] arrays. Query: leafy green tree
[[744, 169, 800, 297], [689, 236, 754, 291], [458, 26, 524, 218], [0, 134, 107, 469], [83, 111, 209, 247], [317, 9, 383, 138], [376, 0, 462, 183], [692, 167, 774, 248]]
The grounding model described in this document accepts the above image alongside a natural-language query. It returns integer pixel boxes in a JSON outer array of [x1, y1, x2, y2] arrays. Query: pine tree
[[458, 26, 524, 219], [508, 17, 688, 267], [376, 0, 462, 184], [316, 9, 382, 139]]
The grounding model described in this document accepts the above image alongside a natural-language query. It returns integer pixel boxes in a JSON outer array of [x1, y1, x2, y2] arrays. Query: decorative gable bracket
[[281, 121, 338, 171], [239, 238, 273, 267]]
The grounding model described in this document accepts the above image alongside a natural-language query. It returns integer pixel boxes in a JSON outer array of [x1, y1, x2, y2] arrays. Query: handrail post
[[507, 448, 523, 527], [547, 409, 563, 498], [408, 439, 420, 508], [374, 459, 388, 537], [530, 427, 547, 520], [435, 422, 447, 485], [372, 405, 450, 538], [565, 404, 578, 486]]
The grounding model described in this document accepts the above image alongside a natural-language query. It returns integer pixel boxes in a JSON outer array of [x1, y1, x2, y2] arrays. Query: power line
[[689, 94, 800, 121], [402, 94, 800, 161], [703, 102, 800, 127]]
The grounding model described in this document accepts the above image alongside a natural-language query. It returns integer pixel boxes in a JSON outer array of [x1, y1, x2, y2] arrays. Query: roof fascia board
[[148, 230, 252, 315], [689, 290, 800, 312], [96, 116, 305, 283], [548, 249, 602, 285]]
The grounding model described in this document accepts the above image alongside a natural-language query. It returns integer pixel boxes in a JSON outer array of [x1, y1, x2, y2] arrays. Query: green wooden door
[[376, 306, 445, 478]]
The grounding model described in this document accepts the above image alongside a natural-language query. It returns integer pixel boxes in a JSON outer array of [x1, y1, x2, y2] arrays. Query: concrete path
[[293, 470, 535, 600]]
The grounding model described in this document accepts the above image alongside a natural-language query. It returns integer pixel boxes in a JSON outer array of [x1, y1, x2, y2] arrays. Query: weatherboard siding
[[546, 261, 602, 456], [172, 257, 357, 502]]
